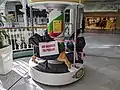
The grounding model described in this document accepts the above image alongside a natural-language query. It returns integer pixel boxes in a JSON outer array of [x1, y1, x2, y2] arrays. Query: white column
[[78, 7, 84, 29], [21, 0, 27, 27], [69, 9, 75, 35], [0, 2, 5, 15]]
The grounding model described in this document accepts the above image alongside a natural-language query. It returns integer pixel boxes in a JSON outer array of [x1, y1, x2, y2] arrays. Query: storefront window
[[85, 17, 116, 30]]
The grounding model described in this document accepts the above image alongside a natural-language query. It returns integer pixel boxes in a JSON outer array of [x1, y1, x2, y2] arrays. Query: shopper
[[105, 17, 111, 29], [110, 19, 116, 33], [82, 17, 85, 33], [100, 18, 106, 29], [96, 18, 102, 27], [87, 18, 90, 26]]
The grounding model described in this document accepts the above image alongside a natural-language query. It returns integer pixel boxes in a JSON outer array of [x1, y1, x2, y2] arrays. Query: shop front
[[84, 2, 120, 33], [84, 12, 119, 33]]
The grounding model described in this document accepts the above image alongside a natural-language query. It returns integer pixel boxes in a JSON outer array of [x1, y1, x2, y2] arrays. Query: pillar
[[0, 1, 7, 26], [69, 9, 75, 35], [79, 7, 84, 29], [0, 2, 6, 15], [21, 0, 28, 27]]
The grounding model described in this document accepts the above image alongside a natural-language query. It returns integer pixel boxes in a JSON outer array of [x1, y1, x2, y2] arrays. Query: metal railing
[[0, 23, 72, 52], [0, 25, 47, 51], [1, 17, 48, 28]]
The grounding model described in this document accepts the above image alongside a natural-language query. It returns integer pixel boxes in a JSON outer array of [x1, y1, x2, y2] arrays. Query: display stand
[[28, 1, 85, 86]]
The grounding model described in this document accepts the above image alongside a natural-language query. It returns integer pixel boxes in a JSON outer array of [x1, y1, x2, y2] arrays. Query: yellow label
[[53, 20, 62, 33], [29, 0, 79, 3]]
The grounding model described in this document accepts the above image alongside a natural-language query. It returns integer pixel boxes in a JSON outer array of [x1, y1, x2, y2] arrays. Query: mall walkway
[[84, 33, 120, 58], [0, 33, 120, 90]]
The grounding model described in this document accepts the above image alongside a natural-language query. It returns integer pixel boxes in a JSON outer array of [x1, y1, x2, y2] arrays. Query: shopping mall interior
[[0, 0, 120, 90]]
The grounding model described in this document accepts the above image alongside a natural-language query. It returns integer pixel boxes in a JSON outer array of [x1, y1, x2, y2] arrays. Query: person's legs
[[112, 29, 115, 34], [82, 27, 85, 33]]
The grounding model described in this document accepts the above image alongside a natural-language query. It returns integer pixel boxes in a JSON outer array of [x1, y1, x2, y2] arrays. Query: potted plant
[[0, 14, 13, 75]]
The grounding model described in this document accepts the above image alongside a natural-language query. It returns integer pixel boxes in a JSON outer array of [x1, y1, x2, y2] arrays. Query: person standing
[[82, 17, 85, 33], [100, 17, 107, 29], [110, 19, 116, 33], [105, 17, 111, 29]]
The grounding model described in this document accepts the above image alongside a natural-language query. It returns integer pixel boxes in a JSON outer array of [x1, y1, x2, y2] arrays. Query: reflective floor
[[0, 33, 120, 90]]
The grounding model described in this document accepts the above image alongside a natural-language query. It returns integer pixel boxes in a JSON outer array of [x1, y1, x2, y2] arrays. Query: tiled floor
[[0, 33, 120, 90], [84, 33, 120, 58], [4, 56, 120, 90]]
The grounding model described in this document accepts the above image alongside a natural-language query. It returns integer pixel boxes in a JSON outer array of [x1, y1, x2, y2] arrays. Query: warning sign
[[53, 20, 62, 33], [39, 41, 59, 57]]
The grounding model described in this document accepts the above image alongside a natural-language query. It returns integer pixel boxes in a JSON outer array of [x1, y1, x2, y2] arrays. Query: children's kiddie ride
[[28, 0, 86, 86]]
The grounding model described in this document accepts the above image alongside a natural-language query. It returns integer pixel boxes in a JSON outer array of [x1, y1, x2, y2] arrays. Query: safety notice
[[39, 41, 59, 57]]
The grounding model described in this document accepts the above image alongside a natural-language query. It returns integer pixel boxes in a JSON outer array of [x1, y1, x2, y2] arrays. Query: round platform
[[28, 1, 84, 10], [29, 58, 85, 86]]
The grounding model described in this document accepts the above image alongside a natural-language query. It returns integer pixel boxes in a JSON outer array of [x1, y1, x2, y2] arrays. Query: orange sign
[[29, 0, 80, 3]]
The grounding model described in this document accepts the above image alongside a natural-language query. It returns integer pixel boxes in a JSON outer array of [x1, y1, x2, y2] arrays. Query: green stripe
[[48, 13, 63, 33]]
